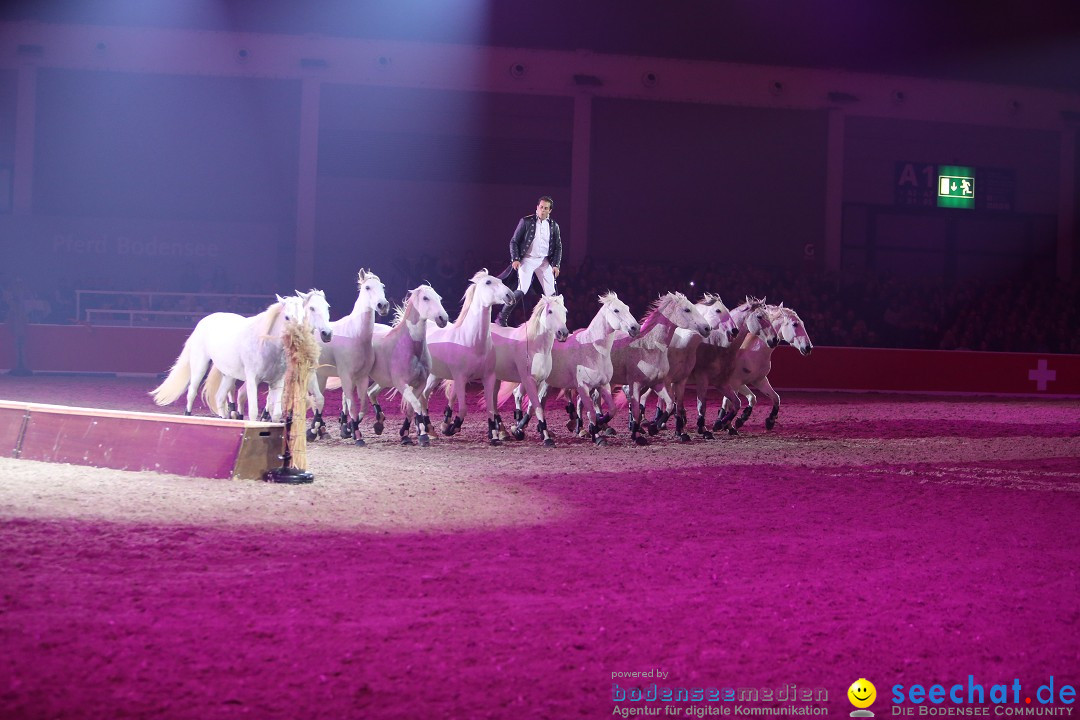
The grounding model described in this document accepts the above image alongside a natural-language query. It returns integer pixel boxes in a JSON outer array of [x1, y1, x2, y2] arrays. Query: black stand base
[[264, 411, 314, 483], [264, 466, 315, 484]]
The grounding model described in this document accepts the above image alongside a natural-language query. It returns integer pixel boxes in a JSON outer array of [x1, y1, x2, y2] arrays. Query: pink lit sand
[[0, 375, 1078, 719]]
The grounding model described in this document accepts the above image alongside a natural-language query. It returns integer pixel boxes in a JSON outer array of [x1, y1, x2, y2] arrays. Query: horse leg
[[574, 382, 604, 446], [307, 374, 326, 441], [654, 386, 673, 431], [444, 377, 466, 438], [365, 384, 385, 435], [403, 386, 430, 447], [350, 376, 373, 447], [755, 377, 781, 430], [628, 383, 649, 446], [241, 369, 261, 421], [718, 385, 741, 434], [483, 375, 504, 447], [734, 384, 755, 429]]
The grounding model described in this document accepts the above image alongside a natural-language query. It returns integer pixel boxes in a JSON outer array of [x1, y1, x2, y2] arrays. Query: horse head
[[297, 289, 333, 343], [599, 292, 640, 338], [270, 293, 307, 337], [657, 292, 711, 338], [357, 269, 390, 316], [741, 296, 779, 348], [770, 303, 813, 356], [697, 293, 739, 346], [467, 268, 515, 309], [410, 284, 449, 328], [532, 294, 570, 342]]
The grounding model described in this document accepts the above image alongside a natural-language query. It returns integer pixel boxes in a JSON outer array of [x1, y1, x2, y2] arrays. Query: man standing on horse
[[496, 196, 562, 327]]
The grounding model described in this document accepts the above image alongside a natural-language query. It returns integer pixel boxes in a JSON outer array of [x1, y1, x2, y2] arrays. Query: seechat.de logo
[[849, 678, 877, 718]]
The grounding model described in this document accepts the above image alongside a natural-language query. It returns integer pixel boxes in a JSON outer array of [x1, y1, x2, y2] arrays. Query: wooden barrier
[[0, 400, 284, 480]]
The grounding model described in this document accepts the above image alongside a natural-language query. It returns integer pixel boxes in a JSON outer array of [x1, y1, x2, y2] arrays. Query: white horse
[[610, 291, 712, 445], [685, 296, 779, 437], [424, 269, 515, 445], [309, 269, 390, 445], [209, 290, 334, 421], [722, 303, 814, 431], [642, 293, 740, 441], [486, 294, 569, 446], [366, 284, 449, 446], [151, 293, 311, 420], [506, 292, 641, 446]]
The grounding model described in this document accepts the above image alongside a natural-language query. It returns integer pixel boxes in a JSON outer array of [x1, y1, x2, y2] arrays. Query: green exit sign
[[937, 165, 975, 209]]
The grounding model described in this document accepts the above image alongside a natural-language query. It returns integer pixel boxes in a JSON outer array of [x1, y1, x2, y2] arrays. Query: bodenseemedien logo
[[849, 678, 877, 718]]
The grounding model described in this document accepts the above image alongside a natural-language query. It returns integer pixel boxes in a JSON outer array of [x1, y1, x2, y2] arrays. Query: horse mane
[[391, 293, 413, 327], [598, 291, 620, 305], [256, 300, 284, 337], [526, 294, 563, 337], [641, 291, 688, 325], [453, 284, 477, 328], [699, 292, 724, 307]]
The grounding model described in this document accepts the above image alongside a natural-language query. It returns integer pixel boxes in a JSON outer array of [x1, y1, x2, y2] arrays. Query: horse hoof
[[260, 411, 271, 422], [712, 419, 723, 432], [543, 438, 556, 448], [317, 425, 328, 439], [498, 430, 512, 442], [511, 428, 525, 441], [306, 429, 318, 442], [735, 418, 746, 429], [633, 435, 649, 446], [354, 437, 366, 447], [701, 430, 714, 440], [727, 426, 739, 436], [373, 421, 384, 435], [678, 433, 692, 443], [400, 436, 413, 446], [646, 422, 659, 436], [765, 418, 776, 430], [604, 427, 617, 436], [489, 438, 502, 447], [419, 434, 430, 447]]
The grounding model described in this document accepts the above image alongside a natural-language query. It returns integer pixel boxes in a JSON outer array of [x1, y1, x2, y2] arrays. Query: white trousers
[[517, 257, 556, 296]]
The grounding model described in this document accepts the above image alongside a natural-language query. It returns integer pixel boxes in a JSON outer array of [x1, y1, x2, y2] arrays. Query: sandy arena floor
[[1, 375, 1078, 720]]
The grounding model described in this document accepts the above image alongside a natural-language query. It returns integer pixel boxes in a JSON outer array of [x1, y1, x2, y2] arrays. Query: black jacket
[[509, 214, 562, 268]]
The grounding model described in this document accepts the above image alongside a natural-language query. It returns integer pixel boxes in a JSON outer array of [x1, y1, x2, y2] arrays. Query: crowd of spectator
[[2, 259, 1077, 355]]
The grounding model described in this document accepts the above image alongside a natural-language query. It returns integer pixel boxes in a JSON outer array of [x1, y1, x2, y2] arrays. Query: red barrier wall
[[2, 323, 1078, 395]]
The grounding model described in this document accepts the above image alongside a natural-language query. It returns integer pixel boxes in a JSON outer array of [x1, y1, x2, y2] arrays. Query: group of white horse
[[151, 267, 813, 448]]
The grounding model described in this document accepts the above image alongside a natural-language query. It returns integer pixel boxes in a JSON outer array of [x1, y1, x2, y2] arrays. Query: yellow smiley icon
[[848, 679, 876, 709]]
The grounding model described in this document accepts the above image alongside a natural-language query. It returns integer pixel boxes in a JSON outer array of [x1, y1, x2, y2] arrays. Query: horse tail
[[496, 381, 519, 408], [150, 341, 193, 406], [200, 367, 222, 416]]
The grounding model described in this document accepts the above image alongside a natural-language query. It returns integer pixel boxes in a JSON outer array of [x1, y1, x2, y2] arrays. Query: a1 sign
[[894, 162, 937, 207]]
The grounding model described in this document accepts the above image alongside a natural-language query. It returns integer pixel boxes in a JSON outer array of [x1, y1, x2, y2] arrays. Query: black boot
[[496, 290, 525, 327]]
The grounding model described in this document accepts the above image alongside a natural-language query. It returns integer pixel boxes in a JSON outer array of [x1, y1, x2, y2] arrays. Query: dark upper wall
[[32, 69, 301, 222], [589, 99, 828, 267]]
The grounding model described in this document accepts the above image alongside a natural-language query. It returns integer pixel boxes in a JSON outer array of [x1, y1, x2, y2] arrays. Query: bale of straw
[[281, 319, 320, 470]]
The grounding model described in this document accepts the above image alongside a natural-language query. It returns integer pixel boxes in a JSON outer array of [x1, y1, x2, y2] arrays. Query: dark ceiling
[[5, 0, 1080, 93]]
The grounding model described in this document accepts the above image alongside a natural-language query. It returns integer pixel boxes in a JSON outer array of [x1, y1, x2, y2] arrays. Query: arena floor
[[1, 375, 1078, 719]]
